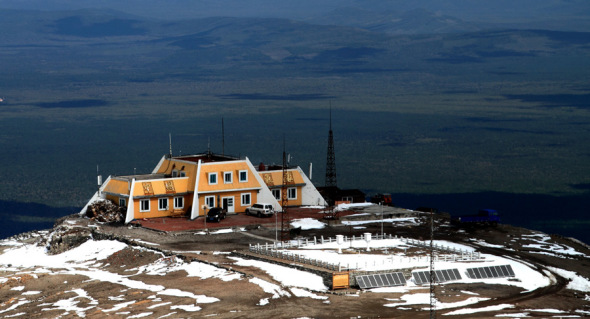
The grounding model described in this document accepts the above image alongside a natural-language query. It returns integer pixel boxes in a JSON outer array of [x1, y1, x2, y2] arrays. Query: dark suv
[[206, 207, 226, 222]]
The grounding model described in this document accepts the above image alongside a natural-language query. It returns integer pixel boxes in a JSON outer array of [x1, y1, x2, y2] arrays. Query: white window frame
[[239, 170, 248, 182], [241, 193, 251, 206], [208, 172, 218, 185], [140, 199, 150, 212], [224, 171, 233, 184], [119, 198, 126, 207], [158, 198, 168, 211], [179, 171, 186, 177], [205, 196, 215, 208], [272, 189, 281, 200], [174, 196, 184, 209], [288, 187, 297, 200], [172, 170, 178, 177]]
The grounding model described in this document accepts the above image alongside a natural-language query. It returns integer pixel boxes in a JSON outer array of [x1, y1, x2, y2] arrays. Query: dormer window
[[239, 170, 248, 182], [224, 171, 233, 184], [179, 171, 186, 177], [172, 170, 178, 177], [208, 172, 218, 185]]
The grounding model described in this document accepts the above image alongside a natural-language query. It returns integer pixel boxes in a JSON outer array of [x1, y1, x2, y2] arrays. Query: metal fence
[[247, 233, 483, 272], [248, 244, 342, 271]]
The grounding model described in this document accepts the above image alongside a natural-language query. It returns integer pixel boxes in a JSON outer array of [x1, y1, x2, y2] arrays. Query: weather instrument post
[[380, 201, 384, 238], [364, 233, 372, 252]]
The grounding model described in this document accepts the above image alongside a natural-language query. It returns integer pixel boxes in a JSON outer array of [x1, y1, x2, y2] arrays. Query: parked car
[[206, 207, 226, 222], [245, 203, 275, 217]]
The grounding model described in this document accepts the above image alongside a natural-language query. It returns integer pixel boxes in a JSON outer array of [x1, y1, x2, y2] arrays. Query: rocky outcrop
[[85, 200, 126, 224], [46, 225, 92, 255]]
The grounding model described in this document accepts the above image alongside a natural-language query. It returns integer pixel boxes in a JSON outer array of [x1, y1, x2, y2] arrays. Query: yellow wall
[[125, 158, 270, 219], [260, 169, 304, 206], [269, 187, 303, 206], [199, 161, 261, 191], [132, 193, 191, 219], [129, 177, 192, 219], [196, 190, 258, 216], [105, 194, 124, 206]]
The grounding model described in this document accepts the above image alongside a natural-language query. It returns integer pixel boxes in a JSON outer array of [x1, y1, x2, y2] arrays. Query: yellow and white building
[[80, 152, 326, 223], [258, 166, 327, 207]]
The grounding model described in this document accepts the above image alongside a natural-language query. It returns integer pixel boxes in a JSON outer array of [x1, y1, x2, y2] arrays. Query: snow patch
[[231, 257, 327, 291], [291, 218, 326, 230], [548, 266, 590, 292], [443, 304, 514, 316]]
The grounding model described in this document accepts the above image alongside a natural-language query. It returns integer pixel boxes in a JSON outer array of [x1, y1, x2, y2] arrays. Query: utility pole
[[280, 136, 291, 241], [430, 209, 436, 319]]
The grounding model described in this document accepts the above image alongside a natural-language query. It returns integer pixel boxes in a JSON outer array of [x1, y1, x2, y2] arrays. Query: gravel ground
[[1, 210, 589, 318]]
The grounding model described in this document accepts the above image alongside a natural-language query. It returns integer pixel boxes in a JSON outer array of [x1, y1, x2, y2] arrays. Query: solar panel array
[[412, 269, 462, 285], [466, 265, 515, 279], [356, 272, 406, 289]]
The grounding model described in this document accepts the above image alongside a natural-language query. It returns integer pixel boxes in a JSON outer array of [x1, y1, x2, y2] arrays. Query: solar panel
[[383, 273, 393, 286], [418, 272, 428, 284], [412, 272, 424, 285], [505, 265, 515, 277], [412, 269, 462, 285], [466, 265, 515, 279], [368, 276, 377, 287], [394, 273, 407, 285], [357, 276, 366, 288], [356, 273, 407, 289], [490, 266, 498, 277], [475, 268, 486, 279], [442, 269, 452, 281], [375, 275, 384, 287]]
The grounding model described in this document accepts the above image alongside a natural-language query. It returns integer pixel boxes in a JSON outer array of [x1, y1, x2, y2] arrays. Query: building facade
[[81, 152, 326, 223]]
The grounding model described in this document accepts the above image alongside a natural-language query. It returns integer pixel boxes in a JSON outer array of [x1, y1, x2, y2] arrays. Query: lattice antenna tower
[[280, 136, 291, 241], [325, 103, 337, 188], [430, 209, 436, 319], [168, 133, 173, 158]]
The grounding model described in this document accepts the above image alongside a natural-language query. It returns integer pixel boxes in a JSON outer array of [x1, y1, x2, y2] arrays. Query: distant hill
[[0, 8, 589, 86], [1, 0, 589, 32]]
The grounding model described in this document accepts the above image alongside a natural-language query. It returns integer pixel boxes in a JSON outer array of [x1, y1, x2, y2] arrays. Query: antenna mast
[[222, 117, 225, 156], [325, 102, 337, 188], [207, 137, 211, 155], [169, 133, 172, 157]]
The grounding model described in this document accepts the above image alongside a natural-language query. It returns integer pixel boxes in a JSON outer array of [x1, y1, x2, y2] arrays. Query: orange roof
[[260, 169, 305, 188], [132, 177, 191, 197], [154, 159, 199, 191], [103, 178, 130, 195]]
